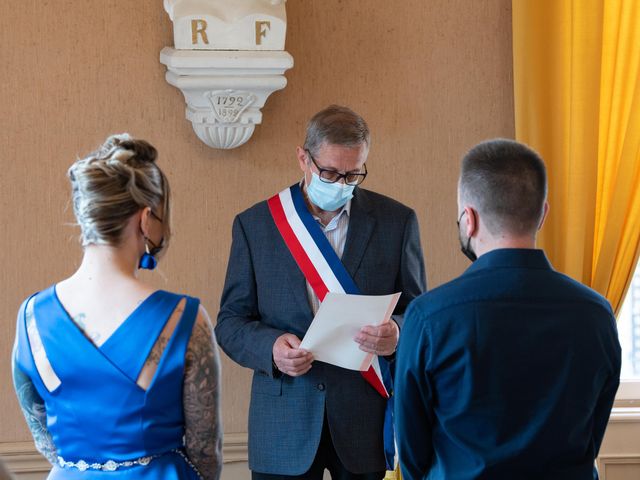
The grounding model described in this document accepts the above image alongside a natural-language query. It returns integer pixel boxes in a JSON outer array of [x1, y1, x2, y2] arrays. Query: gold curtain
[[512, 0, 640, 313]]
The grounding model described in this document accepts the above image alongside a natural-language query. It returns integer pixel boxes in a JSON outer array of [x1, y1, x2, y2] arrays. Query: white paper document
[[299, 292, 401, 371]]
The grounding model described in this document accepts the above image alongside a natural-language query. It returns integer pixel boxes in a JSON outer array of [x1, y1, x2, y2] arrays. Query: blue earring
[[138, 242, 158, 270]]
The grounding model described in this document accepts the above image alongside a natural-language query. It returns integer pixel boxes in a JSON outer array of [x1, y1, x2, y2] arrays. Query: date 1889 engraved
[[205, 90, 256, 123]]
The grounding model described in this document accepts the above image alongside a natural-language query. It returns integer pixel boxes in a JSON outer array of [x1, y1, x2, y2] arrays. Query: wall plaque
[[161, 0, 293, 149]]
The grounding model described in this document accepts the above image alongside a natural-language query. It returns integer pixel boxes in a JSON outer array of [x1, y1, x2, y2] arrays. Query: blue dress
[[14, 286, 203, 479]]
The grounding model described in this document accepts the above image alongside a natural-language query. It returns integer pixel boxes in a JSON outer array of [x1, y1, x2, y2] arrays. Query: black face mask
[[457, 210, 477, 262], [459, 235, 477, 262]]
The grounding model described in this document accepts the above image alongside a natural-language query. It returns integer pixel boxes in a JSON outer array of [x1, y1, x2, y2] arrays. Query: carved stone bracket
[[161, 0, 293, 149], [160, 48, 293, 149]]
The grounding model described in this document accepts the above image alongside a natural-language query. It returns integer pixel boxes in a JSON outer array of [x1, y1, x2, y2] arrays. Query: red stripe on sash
[[363, 367, 388, 397], [268, 194, 329, 302], [268, 191, 389, 399]]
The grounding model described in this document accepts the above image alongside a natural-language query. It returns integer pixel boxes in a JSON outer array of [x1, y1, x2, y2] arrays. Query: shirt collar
[[313, 200, 351, 230], [463, 248, 553, 276], [341, 200, 352, 217]]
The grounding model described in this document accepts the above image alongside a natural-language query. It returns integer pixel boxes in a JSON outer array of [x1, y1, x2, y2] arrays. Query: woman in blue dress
[[12, 135, 222, 479]]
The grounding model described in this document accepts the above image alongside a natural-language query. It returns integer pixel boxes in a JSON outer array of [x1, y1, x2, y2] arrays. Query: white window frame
[[613, 258, 640, 407], [616, 380, 640, 407]]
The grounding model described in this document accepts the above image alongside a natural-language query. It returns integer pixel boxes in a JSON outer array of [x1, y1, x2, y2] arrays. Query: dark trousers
[[251, 415, 386, 480]]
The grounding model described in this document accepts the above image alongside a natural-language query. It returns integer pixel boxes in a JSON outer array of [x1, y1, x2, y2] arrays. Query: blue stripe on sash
[[289, 184, 361, 295]]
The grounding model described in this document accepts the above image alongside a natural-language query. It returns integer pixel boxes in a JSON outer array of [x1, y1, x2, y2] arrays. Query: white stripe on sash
[[278, 189, 345, 294]]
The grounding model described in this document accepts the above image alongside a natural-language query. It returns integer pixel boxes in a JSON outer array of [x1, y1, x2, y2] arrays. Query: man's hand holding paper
[[272, 333, 314, 377], [299, 292, 401, 371], [354, 321, 399, 356]]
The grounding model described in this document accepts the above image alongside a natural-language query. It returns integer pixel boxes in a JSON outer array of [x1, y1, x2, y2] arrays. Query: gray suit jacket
[[215, 187, 426, 475]]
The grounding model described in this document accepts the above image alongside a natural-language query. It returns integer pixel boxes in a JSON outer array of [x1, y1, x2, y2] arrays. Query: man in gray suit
[[216, 105, 426, 480]]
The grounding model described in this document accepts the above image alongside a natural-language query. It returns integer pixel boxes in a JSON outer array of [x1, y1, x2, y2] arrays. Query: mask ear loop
[[458, 209, 478, 262]]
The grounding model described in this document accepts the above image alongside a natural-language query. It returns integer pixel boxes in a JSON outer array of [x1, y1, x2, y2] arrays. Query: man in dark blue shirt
[[395, 139, 621, 480]]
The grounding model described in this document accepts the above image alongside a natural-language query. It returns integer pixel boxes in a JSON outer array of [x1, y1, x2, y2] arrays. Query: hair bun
[[92, 134, 157, 168], [117, 138, 158, 166]]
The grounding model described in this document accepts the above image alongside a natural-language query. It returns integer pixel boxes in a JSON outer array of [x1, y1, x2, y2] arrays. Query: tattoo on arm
[[138, 302, 185, 390], [183, 311, 223, 480], [12, 363, 57, 465], [147, 336, 170, 365]]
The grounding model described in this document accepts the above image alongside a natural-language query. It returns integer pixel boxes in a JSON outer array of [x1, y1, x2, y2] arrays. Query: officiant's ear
[[296, 146, 309, 172]]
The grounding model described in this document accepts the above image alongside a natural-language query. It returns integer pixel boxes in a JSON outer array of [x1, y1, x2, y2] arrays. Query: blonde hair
[[68, 134, 171, 249]]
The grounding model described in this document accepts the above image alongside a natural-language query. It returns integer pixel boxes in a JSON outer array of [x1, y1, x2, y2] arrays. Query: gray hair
[[459, 138, 547, 236], [68, 134, 171, 248], [303, 105, 370, 156]]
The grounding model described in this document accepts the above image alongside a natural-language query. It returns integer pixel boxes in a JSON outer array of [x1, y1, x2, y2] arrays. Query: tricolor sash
[[268, 183, 396, 471]]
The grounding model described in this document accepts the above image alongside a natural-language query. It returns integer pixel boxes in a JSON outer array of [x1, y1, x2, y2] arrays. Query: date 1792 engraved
[[205, 90, 256, 123]]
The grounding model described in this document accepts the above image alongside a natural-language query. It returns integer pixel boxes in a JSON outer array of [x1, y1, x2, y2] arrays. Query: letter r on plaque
[[192, 19, 209, 45]]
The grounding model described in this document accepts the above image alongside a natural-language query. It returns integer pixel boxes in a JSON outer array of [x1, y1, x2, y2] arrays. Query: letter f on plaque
[[192, 19, 209, 45], [255, 21, 271, 45]]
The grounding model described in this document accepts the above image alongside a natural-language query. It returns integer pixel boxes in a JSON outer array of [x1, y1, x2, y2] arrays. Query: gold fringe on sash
[[384, 465, 401, 480]]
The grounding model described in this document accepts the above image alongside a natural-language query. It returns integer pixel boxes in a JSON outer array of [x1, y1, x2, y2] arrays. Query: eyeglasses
[[306, 149, 368, 186]]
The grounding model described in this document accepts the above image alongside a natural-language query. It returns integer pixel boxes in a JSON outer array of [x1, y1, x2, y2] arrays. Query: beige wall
[[0, 0, 514, 443]]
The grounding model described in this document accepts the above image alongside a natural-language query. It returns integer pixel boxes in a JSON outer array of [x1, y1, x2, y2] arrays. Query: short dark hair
[[460, 138, 547, 236], [303, 105, 370, 155]]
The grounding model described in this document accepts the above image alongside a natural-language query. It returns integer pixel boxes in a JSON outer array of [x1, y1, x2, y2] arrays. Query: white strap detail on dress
[[26, 296, 61, 392]]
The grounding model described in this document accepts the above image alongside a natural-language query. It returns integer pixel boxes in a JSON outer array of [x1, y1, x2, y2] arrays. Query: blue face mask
[[306, 172, 355, 211]]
